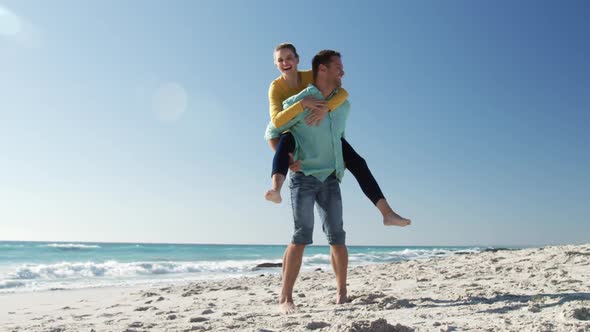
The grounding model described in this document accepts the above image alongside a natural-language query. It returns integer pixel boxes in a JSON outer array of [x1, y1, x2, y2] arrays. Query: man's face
[[274, 49, 299, 76], [325, 56, 344, 87]]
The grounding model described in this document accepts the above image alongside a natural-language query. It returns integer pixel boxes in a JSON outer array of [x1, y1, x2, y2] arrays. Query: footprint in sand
[[134, 306, 157, 311], [47, 328, 66, 332], [306, 321, 330, 330], [350, 318, 414, 332], [351, 292, 386, 305], [189, 317, 209, 323], [573, 307, 590, 321], [378, 297, 416, 310]]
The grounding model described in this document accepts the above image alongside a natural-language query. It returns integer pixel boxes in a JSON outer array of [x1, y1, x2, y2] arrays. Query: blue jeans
[[289, 172, 346, 245]]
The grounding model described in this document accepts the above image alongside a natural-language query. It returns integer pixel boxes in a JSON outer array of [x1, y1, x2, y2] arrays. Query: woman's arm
[[269, 82, 306, 128], [270, 82, 336, 128], [305, 88, 349, 125], [326, 88, 349, 112]]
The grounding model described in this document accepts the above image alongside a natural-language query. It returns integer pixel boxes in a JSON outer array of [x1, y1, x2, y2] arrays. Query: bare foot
[[265, 189, 282, 204], [383, 212, 411, 227], [336, 289, 347, 304], [278, 301, 296, 314]]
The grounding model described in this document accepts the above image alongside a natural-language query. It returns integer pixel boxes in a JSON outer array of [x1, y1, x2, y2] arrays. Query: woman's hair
[[274, 43, 299, 59]]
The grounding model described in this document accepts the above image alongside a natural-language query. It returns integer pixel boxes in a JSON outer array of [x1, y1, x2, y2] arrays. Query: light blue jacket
[[265, 84, 350, 182]]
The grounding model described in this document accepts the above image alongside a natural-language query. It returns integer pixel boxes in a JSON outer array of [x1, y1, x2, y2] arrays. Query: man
[[264, 50, 349, 314]]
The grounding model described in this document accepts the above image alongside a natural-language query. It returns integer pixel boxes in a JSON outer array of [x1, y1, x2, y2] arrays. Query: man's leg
[[279, 243, 305, 314], [316, 175, 348, 304], [330, 244, 348, 304], [279, 172, 317, 314]]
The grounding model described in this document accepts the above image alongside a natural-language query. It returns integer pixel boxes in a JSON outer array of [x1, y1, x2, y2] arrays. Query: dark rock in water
[[315, 268, 322, 271], [252, 262, 282, 270], [483, 248, 514, 253]]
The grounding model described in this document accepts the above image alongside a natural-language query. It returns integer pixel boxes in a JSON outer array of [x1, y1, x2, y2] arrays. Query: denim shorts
[[288, 172, 346, 245]]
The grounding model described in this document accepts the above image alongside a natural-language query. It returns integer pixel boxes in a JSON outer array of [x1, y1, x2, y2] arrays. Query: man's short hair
[[274, 43, 299, 59], [312, 50, 341, 81]]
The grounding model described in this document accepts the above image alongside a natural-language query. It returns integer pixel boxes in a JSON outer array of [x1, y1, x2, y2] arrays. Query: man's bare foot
[[265, 189, 282, 204], [278, 301, 296, 314], [336, 289, 347, 304], [383, 212, 411, 227]]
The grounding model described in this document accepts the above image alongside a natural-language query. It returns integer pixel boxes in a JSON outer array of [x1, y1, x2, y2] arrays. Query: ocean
[[0, 241, 487, 293]]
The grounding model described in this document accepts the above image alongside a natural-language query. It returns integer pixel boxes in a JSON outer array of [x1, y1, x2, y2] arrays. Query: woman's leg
[[341, 138, 411, 226], [265, 132, 296, 204]]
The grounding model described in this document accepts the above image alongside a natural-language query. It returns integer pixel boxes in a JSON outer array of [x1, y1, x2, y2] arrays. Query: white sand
[[1, 244, 589, 332]]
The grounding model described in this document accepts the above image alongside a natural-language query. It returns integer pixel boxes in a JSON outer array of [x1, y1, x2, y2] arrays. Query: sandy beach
[[2, 244, 589, 332]]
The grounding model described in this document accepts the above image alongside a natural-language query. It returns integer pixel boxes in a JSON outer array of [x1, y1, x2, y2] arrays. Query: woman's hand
[[305, 108, 328, 126], [301, 97, 328, 126], [301, 96, 328, 112]]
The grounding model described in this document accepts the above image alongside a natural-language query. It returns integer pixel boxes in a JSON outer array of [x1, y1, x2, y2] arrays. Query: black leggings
[[271, 132, 385, 205]]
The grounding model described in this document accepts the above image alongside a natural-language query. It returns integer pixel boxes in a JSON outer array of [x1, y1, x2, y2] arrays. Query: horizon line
[[1, 239, 569, 248]]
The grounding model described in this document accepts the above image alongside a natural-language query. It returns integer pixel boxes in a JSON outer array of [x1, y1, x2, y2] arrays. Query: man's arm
[[340, 100, 351, 140], [282, 86, 314, 111]]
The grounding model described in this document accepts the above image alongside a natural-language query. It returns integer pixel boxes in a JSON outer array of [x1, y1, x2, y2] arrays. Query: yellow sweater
[[268, 70, 349, 128]]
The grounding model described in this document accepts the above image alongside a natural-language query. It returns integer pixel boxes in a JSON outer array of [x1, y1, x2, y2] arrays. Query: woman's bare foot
[[266, 174, 285, 204], [383, 211, 411, 227], [278, 301, 297, 314], [265, 189, 282, 204]]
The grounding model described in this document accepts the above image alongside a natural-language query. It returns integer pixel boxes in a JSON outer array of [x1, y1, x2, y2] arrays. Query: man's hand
[[289, 153, 301, 172], [305, 108, 328, 126]]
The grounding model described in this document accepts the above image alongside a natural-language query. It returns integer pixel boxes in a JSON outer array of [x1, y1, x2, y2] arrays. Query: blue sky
[[1, 1, 588, 246]]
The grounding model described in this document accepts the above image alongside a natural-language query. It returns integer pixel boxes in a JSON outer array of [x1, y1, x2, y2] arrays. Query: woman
[[264, 43, 410, 227]]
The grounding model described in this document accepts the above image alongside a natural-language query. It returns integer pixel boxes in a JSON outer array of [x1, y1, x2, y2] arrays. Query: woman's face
[[274, 48, 299, 76]]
